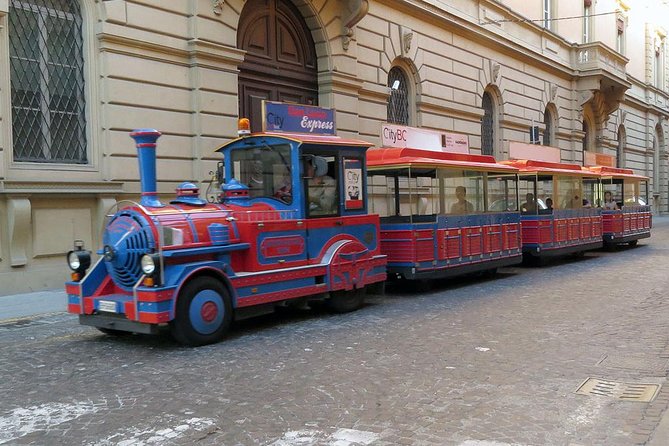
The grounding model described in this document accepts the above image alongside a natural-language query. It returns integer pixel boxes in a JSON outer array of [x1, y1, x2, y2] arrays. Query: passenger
[[520, 193, 537, 213], [307, 156, 336, 214], [274, 175, 292, 203], [450, 186, 474, 214], [545, 197, 553, 211], [582, 198, 592, 208], [562, 191, 581, 209], [603, 191, 619, 210]]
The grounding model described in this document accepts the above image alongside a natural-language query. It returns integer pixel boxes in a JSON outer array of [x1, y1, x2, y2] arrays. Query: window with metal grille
[[543, 106, 553, 146], [617, 125, 625, 168], [387, 67, 409, 125], [481, 92, 494, 156], [582, 120, 590, 152], [9, 0, 87, 164]]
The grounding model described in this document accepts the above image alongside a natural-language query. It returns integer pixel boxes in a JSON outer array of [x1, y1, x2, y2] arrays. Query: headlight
[[67, 250, 91, 272], [141, 254, 158, 275]]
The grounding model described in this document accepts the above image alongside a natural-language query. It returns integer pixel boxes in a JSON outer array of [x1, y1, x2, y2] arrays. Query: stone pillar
[[8, 197, 31, 267]]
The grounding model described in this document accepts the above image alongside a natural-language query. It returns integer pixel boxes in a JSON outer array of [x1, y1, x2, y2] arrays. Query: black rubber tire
[[326, 287, 365, 313], [170, 277, 232, 346], [629, 240, 639, 247]]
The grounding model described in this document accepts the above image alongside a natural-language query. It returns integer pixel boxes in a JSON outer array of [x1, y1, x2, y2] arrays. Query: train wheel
[[327, 287, 366, 313], [170, 277, 232, 346]]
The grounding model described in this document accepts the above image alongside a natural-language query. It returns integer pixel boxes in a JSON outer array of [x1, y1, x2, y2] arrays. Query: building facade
[[0, 0, 667, 295]]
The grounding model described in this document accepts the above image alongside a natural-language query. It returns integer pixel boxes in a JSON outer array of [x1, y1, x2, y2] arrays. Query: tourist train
[[65, 105, 651, 346]]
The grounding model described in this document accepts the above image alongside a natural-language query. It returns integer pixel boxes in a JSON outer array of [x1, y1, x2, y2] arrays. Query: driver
[[307, 156, 336, 214]]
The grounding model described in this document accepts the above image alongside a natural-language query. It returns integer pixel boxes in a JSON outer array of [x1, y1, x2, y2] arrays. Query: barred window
[[481, 92, 494, 156], [617, 125, 625, 168], [9, 0, 87, 163], [543, 106, 553, 146], [582, 120, 591, 152], [387, 67, 409, 125]]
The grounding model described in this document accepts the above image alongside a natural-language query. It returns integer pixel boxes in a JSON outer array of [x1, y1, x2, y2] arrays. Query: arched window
[[387, 67, 409, 125], [617, 125, 625, 168], [481, 91, 495, 156], [9, 0, 87, 163], [543, 106, 554, 146]]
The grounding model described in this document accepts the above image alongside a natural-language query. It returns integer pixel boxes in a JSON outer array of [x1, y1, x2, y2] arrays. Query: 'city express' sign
[[263, 102, 336, 135], [381, 124, 469, 153]]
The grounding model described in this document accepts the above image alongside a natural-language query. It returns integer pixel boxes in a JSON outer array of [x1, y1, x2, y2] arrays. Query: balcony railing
[[573, 42, 628, 81]]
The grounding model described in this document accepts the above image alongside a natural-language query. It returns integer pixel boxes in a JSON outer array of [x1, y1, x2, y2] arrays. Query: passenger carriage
[[586, 165, 651, 246], [367, 146, 523, 280], [65, 115, 386, 345], [502, 159, 603, 260]]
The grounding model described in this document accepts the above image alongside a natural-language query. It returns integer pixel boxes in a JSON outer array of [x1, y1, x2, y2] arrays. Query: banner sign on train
[[263, 101, 336, 135], [381, 124, 469, 153]]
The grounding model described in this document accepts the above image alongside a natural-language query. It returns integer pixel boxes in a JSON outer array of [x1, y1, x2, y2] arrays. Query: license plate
[[98, 300, 117, 313]]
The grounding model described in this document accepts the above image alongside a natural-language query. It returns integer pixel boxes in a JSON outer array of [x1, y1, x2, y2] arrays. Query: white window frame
[[583, 4, 592, 43], [543, 0, 552, 30]]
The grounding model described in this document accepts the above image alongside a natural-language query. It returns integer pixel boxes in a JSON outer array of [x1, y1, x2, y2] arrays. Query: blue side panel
[[236, 277, 315, 299], [307, 223, 378, 259], [81, 259, 110, 296]]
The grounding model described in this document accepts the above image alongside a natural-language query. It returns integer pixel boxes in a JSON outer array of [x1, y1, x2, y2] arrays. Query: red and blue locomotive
[[66, 111, 653, 346], [66, 124, 386, 346]]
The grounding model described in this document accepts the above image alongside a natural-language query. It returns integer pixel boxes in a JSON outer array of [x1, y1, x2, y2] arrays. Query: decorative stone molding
[[400, 26, 414, 57], [489, 60, 500, 84], [341, 0, 369, 51], [8, 197, 30, 267], [550, 83, 558, 102], [0, 0, 7, 15], [213, 0, 224, 15]]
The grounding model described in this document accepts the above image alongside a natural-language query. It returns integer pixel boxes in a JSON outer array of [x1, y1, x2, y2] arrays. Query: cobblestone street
[[2, 219, 669, 445]]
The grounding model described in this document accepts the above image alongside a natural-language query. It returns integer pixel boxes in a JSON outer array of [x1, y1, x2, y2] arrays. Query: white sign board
[[380, 124, 469, 154], [509, 141, 561, 163]]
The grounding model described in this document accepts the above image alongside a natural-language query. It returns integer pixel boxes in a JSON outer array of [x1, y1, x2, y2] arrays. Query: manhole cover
[[575, 378, 660, 402]]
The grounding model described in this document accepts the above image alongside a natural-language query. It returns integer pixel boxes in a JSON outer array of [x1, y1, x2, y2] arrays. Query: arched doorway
[[237, 0, 318, 131]]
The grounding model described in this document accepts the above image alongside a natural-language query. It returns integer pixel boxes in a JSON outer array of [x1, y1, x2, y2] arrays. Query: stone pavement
[[0, 288, 65, 320], [0, 218, 669, 445]]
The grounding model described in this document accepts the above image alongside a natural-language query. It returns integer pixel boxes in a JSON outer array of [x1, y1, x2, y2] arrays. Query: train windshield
[[230, 144, 292, 203]]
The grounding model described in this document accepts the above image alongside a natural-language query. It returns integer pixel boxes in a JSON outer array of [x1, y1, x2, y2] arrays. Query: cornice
[[318, 71, 365, 93], [377, 0, 575, 79], [0, 180, 124, 195]]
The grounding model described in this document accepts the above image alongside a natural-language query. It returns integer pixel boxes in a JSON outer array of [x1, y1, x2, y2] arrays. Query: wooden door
[[238, 0, 318, 132]]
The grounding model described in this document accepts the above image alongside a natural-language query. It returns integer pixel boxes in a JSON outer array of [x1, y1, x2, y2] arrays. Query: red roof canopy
[[502, 159, 597, 177], [586, 165, 648, 180], [367, 147, 518, 172]]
